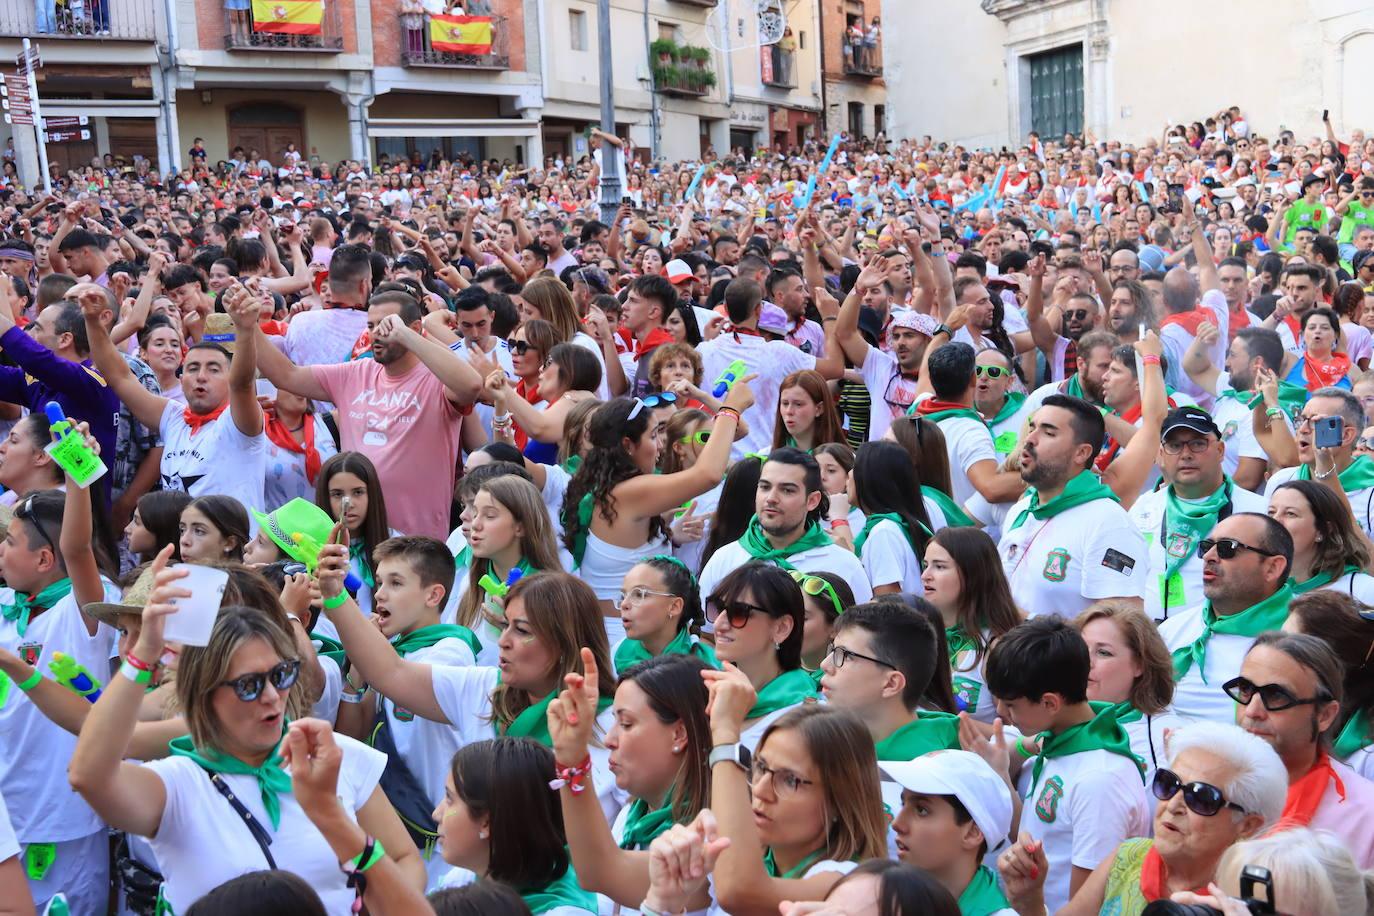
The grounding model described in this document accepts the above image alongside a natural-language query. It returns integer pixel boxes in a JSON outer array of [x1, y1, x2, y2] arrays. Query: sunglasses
[[679, 430, 710, 446], [791, 570, 844, 619], [642, 391, 679, 409], [975, 365, 1010, 380], [14, 496, 56, 556], [1357, 436, 1374, 451], [219, 659, 301, 702], [705, 598, 766, 630], [1196, 537, 1280, 561], [1222, 675, 1330, 712], [1064, 308, 1091, 321], [1151, 768, 1246, 817], [509, 340, 538, 356]]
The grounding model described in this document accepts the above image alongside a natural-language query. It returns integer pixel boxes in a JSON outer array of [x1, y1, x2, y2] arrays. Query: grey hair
[[1167, 722, 1288, 829], [1311, 386, 1365, 434], [1216, 828, 1373, 916]]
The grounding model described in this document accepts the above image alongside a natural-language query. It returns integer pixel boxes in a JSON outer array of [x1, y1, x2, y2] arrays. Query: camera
[[1141, 866, 1275, 915]]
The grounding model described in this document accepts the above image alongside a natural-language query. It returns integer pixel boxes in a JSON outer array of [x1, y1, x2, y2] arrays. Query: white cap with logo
[[879, 749, 1013, 850]]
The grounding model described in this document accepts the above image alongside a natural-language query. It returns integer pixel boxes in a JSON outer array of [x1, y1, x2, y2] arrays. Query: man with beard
[[997, 394, 1147, 618], [1217, 256, 1262, 339], [1263, 263, 1323, 356], [1263, 387, 1374, 538], [1106, 278, 1154, 346], [1023, 330, 1118, 416], [1026, 253, 1102, 383], [1183, 325, 1287, 492], [975, 347, 1030, 458], [249, 289, 483, 538]]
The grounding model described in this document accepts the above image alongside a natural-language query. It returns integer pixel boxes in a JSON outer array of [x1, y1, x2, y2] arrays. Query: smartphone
[[1323, 109, 1330, 122], [621, 196, 632, 206], [340, 495, 353, 519], [1315, 416, 1344, 449], [1166, 183, 1186, 213]]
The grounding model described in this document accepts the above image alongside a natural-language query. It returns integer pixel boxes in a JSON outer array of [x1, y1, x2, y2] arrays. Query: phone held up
[[1314, 416, 1343, 450]]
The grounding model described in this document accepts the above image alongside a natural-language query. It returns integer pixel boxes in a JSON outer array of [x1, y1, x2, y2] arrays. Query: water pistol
[[479, 566, 525, 600], [711, 359, 748, 398], [289, 530, 365, 593], [50, 651, 102, 703], [44, 402, 108, 489]]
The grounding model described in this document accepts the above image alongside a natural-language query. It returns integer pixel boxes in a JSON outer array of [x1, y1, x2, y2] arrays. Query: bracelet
[[1141, 354, 1160, 366], [123, 651, 156, 673], [933, 324, 953, 338], [341, 836, 385, 906], [1315, 464, 1337, 480], [829, 518, 850, 529], [1016, 736, 1035, 758], [120, 660, 153, 686], [322, 592, 349, 610], [285, 613, 302, 627], [822, 315, 837, 322], [339, 688, 366, 704], [550, 754, 593, 794], [15, 669, 41, 692], [1265, 406, 1284, 420], [716, 406, 741, 421]]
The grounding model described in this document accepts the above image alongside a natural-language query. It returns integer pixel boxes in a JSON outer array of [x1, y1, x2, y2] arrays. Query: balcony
[[670, 0, 718, 6], [224, 1, 344, 52], [0, 0, 157, 40], [651, 39, 716, 98], [762, 46, 795, 88], [401, 15, 509, 69], [842, 38, 881, 78]]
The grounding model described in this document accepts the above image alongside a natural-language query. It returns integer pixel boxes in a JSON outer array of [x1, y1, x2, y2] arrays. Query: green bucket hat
[[251, 498, 337, 568]]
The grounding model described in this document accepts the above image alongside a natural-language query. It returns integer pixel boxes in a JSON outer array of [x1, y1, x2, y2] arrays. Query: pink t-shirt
[[310, 358, 466, 538], [1307, 757, 1374, 869]]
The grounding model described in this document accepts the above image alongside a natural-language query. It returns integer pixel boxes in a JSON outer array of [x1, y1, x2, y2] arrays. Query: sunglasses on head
[[790, 570, 844, 618], [975, 365, 1009, 379], [1151, 768, 1246, 817], [219, 659, 301, 702], [705, 598, 766, 630], [1196, 537, 1280, 561], [1223, 675, 1330, 712], [642, 391, 679, 409], [14, 496, 55, 556]]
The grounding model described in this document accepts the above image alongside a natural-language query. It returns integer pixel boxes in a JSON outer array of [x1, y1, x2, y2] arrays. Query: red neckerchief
[[349, 329, 371, 360], [513, 378, 543, 450], [259, 319, 289, 337], [1138, 844, 1207, 902], [1228, 303, 1253, 339], [1276, 750, 1344, 830], [1160, 308, 1212, 336], [633, 326, 675, 360], [731, 326, 763, 342], [1282, 313, 1302, 342], [183, 402, 228, 435], [915, 399, 973, 417], [1303, 352, 1352, 392], [1063, 338, 1078, 377], [264, 412, 321, 483], [324, 299, 365, 311], [1096, 397, 1176, 470]]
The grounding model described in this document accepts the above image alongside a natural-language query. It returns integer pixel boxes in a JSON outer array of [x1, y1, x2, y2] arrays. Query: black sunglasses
[[509, 340, 537, 356], [1152, 768, 1246, 817], [219, 659, 301, 702], [14, 496, 56, 556], [705, 598, 766, 630], [1064, 308, 1091, 321], [1196, 538, 1280, 561], [1223, 675, 1330, 712]]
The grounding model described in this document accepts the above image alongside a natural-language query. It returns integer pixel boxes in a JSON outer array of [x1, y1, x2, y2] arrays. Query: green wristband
[[322, 592, 349, 610], [354, 838, 385, 872], [1015, 736, 1034, 758], [15, 669, 41, 692]]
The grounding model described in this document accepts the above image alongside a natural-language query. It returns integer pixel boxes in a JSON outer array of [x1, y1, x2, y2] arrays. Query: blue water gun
[[711, 359, 748, 399], [479, 566, 525, 600], [50, 652, 102, 703]]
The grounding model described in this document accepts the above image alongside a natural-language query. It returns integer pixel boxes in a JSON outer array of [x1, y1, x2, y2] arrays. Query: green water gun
[[50, 651, 102, 703]]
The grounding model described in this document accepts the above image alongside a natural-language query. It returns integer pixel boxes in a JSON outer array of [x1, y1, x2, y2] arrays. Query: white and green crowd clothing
[[946, 626, 998, 723], [853, 512, 925, 594], [984, 391, 1031, 459], [998, 471, 1148, 618], [1290, 565, 1374, 605], [1207, 373, 1292, 483], [910, 402, 998, 509], [1265, 457, 1374, 539], [436, 864, 599, 916], [736, 667, 822, 752], [873, 712, 962, 857], [697, 518, 874, 605]]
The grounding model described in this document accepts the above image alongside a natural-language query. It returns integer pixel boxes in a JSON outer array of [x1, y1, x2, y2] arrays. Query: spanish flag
[[430, 15, 493, 54], [251, 0, 324, 34]]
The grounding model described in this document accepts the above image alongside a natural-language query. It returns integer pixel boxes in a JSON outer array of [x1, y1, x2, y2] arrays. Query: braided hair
[[561, 398, 665, 557]]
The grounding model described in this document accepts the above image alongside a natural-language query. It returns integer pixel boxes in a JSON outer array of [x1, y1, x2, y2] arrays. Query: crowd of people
[[1, 105, 1374, 916]]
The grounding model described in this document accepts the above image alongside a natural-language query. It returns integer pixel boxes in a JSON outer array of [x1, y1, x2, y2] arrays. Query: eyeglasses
[[642, 391, 679, 409], [509, 340, 536, 356], [975, 365, 1009, 380], [14, 496, 56, 556], [1357, 436, 1374, 451], [705, 598, 766, 630], [1064, 308, 1091, 322], [219, 659, 301, 702], [1196, 537, 1280, 561], [1222, 675, 1331, 712], [679, 430, 710, 446], [1161, 437, 1213, 455], [1295, 414, 1328, 429], [616, 586, 675, 607], [791, 570, 845, 619], [749, 757, 815, 798], [1151, 768, 1246, 817], [825, 643, 896, 671]]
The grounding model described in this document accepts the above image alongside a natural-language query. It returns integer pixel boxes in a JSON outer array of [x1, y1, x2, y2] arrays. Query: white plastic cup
[[161, 564, 229, 647]]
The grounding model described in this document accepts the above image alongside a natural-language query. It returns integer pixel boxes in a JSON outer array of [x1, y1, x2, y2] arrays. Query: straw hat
[[84, 563, 158, 629], [202, 313, 237, 354]]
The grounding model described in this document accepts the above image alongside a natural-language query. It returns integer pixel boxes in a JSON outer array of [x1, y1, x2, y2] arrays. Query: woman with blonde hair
[[772, 370, 844, 453], [520, 275, 609, 398]]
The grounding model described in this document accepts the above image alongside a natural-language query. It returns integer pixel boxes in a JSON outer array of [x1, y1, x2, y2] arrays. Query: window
[[658, 23, 679, 43], [570, 9, 587, 51], [848, 102, 864, 138], [798, 31, 805, 49], [874, 104, 885, 137]]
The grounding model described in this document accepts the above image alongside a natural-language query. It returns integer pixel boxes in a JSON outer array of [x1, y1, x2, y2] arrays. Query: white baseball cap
[[879, 750, 1012, 850]]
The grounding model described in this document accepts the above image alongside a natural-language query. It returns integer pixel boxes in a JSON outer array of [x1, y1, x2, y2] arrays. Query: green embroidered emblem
[[953, 675, 983, 713], [1165, 533, 1192, 559], [1042, 548, 1070, 582], [1035, 774, 1065, 823]]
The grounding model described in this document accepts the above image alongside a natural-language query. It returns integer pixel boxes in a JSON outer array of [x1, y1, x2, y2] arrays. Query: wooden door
[[227, 102, 306, 167]]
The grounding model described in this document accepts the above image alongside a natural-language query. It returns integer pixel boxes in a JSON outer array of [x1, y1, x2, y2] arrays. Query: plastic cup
[[161, 564, 229, 647]]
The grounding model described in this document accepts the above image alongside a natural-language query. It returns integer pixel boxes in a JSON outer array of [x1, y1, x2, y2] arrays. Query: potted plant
[[650, 38, 677, 65]]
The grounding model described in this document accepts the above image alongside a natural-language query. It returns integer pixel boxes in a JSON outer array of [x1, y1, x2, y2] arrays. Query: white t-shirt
[[988, 396, 1033, 458], [998, 495, 1148, 618], [449, 337, 514, 441], [0, 789, 16, 865], [859, 346, 916, 442], [1266, 464, 1374, 537], [382, 637, 477, 810], [931, 415, 998, 507], [158, 399, 268, 515], [1159, 290, 1228, 405], [856, 517, 923, 593], [675, 480, 724, 577], [263, 419, 338, 513], [697, 333, 817, 458], [1128, 484, 1269, 622], [572, 331, 611, 401], [1325, 570, 1374, 603], [145, 733, 386, 915], [1020, 748, 1151, 914], [0, 582, 120, 843], [1159, 606, 1260, 723], [698, 539, 873, 606], [1209, 374, 1277, 486], [282, 307, 370, 369], [950, 630, 998, 723], [707, 858, 856, 916], [1345, 322, 1373, 367]]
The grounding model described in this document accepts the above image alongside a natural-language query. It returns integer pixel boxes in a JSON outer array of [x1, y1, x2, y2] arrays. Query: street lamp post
[[596, 0, 622, 225]]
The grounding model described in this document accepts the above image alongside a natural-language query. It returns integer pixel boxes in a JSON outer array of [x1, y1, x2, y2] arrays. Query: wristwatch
[[708, 742, 751, 772], [933, 323, 953, 338]]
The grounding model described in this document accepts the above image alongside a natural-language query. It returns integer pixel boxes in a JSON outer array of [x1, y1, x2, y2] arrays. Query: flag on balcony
[[251, 0, 324, 34], [429, 15, 493, 54]]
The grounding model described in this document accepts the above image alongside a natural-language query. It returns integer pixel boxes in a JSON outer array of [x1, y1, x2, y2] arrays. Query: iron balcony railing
[[4, 0, 158, 40], [400, 15, 510, 69], [224, 0, 344, 52]]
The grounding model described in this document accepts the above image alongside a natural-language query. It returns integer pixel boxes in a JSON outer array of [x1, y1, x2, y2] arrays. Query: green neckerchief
[[562, 454, 582, 475], [909, 405, 987, 425], [988, 390, 1028, 427], [1171, 584, 1294, 684], [873, 711, 961, 761], [0, 578, 73, 638], [614, 626, 719, 672], [1296, 454, 1374, 493], [1291, 564, 1363, 596], [1215, 380, 1305, 423], [1027, 701, 1145, 800], [1008, 470, 1118, 531], [519, 862, 598, 914], [853, 512, 927, 558], [1065, 372, 1097, 404], [959, 864, 1013, 916], [313, 633, 346, 668], [922, 486, 976, 528], [945, 624, 978, 666], [763, 847, 826, 879], [1101, 699, 1144, 725], [570, 492, 594, 569], [1162, 479, 1233, 581], [454, 544, 473, 570], [349, 541, 375, 590], [391, 623, 481, 661], [748, 668, 819, 720], [168, 729, 293, 830], [618, 794, 676, 850], [739, 517, 833, 571], [500, 687, 614, 747], [1334, 707, 1372, 760]]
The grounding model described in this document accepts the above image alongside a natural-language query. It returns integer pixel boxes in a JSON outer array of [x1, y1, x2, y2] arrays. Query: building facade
[[820, 0, 884, 140], [882, 0, 1374, 149]]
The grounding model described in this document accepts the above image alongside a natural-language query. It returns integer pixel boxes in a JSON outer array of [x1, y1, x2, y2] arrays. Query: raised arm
[[222, 285, 266, 438], [1182, 320, 1222, 395], [251, 322, 331, 402], [1023, 253, 1061, 355], [77, 287, 170, 431], [1251, 366, 1298, 469], [371, 314, 482, 406], [57, 424, 107, 625], [1103, 333, 1167, 507]]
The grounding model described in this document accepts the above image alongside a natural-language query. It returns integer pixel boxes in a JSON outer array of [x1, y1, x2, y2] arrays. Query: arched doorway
[[226, 102, 305, 167]]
